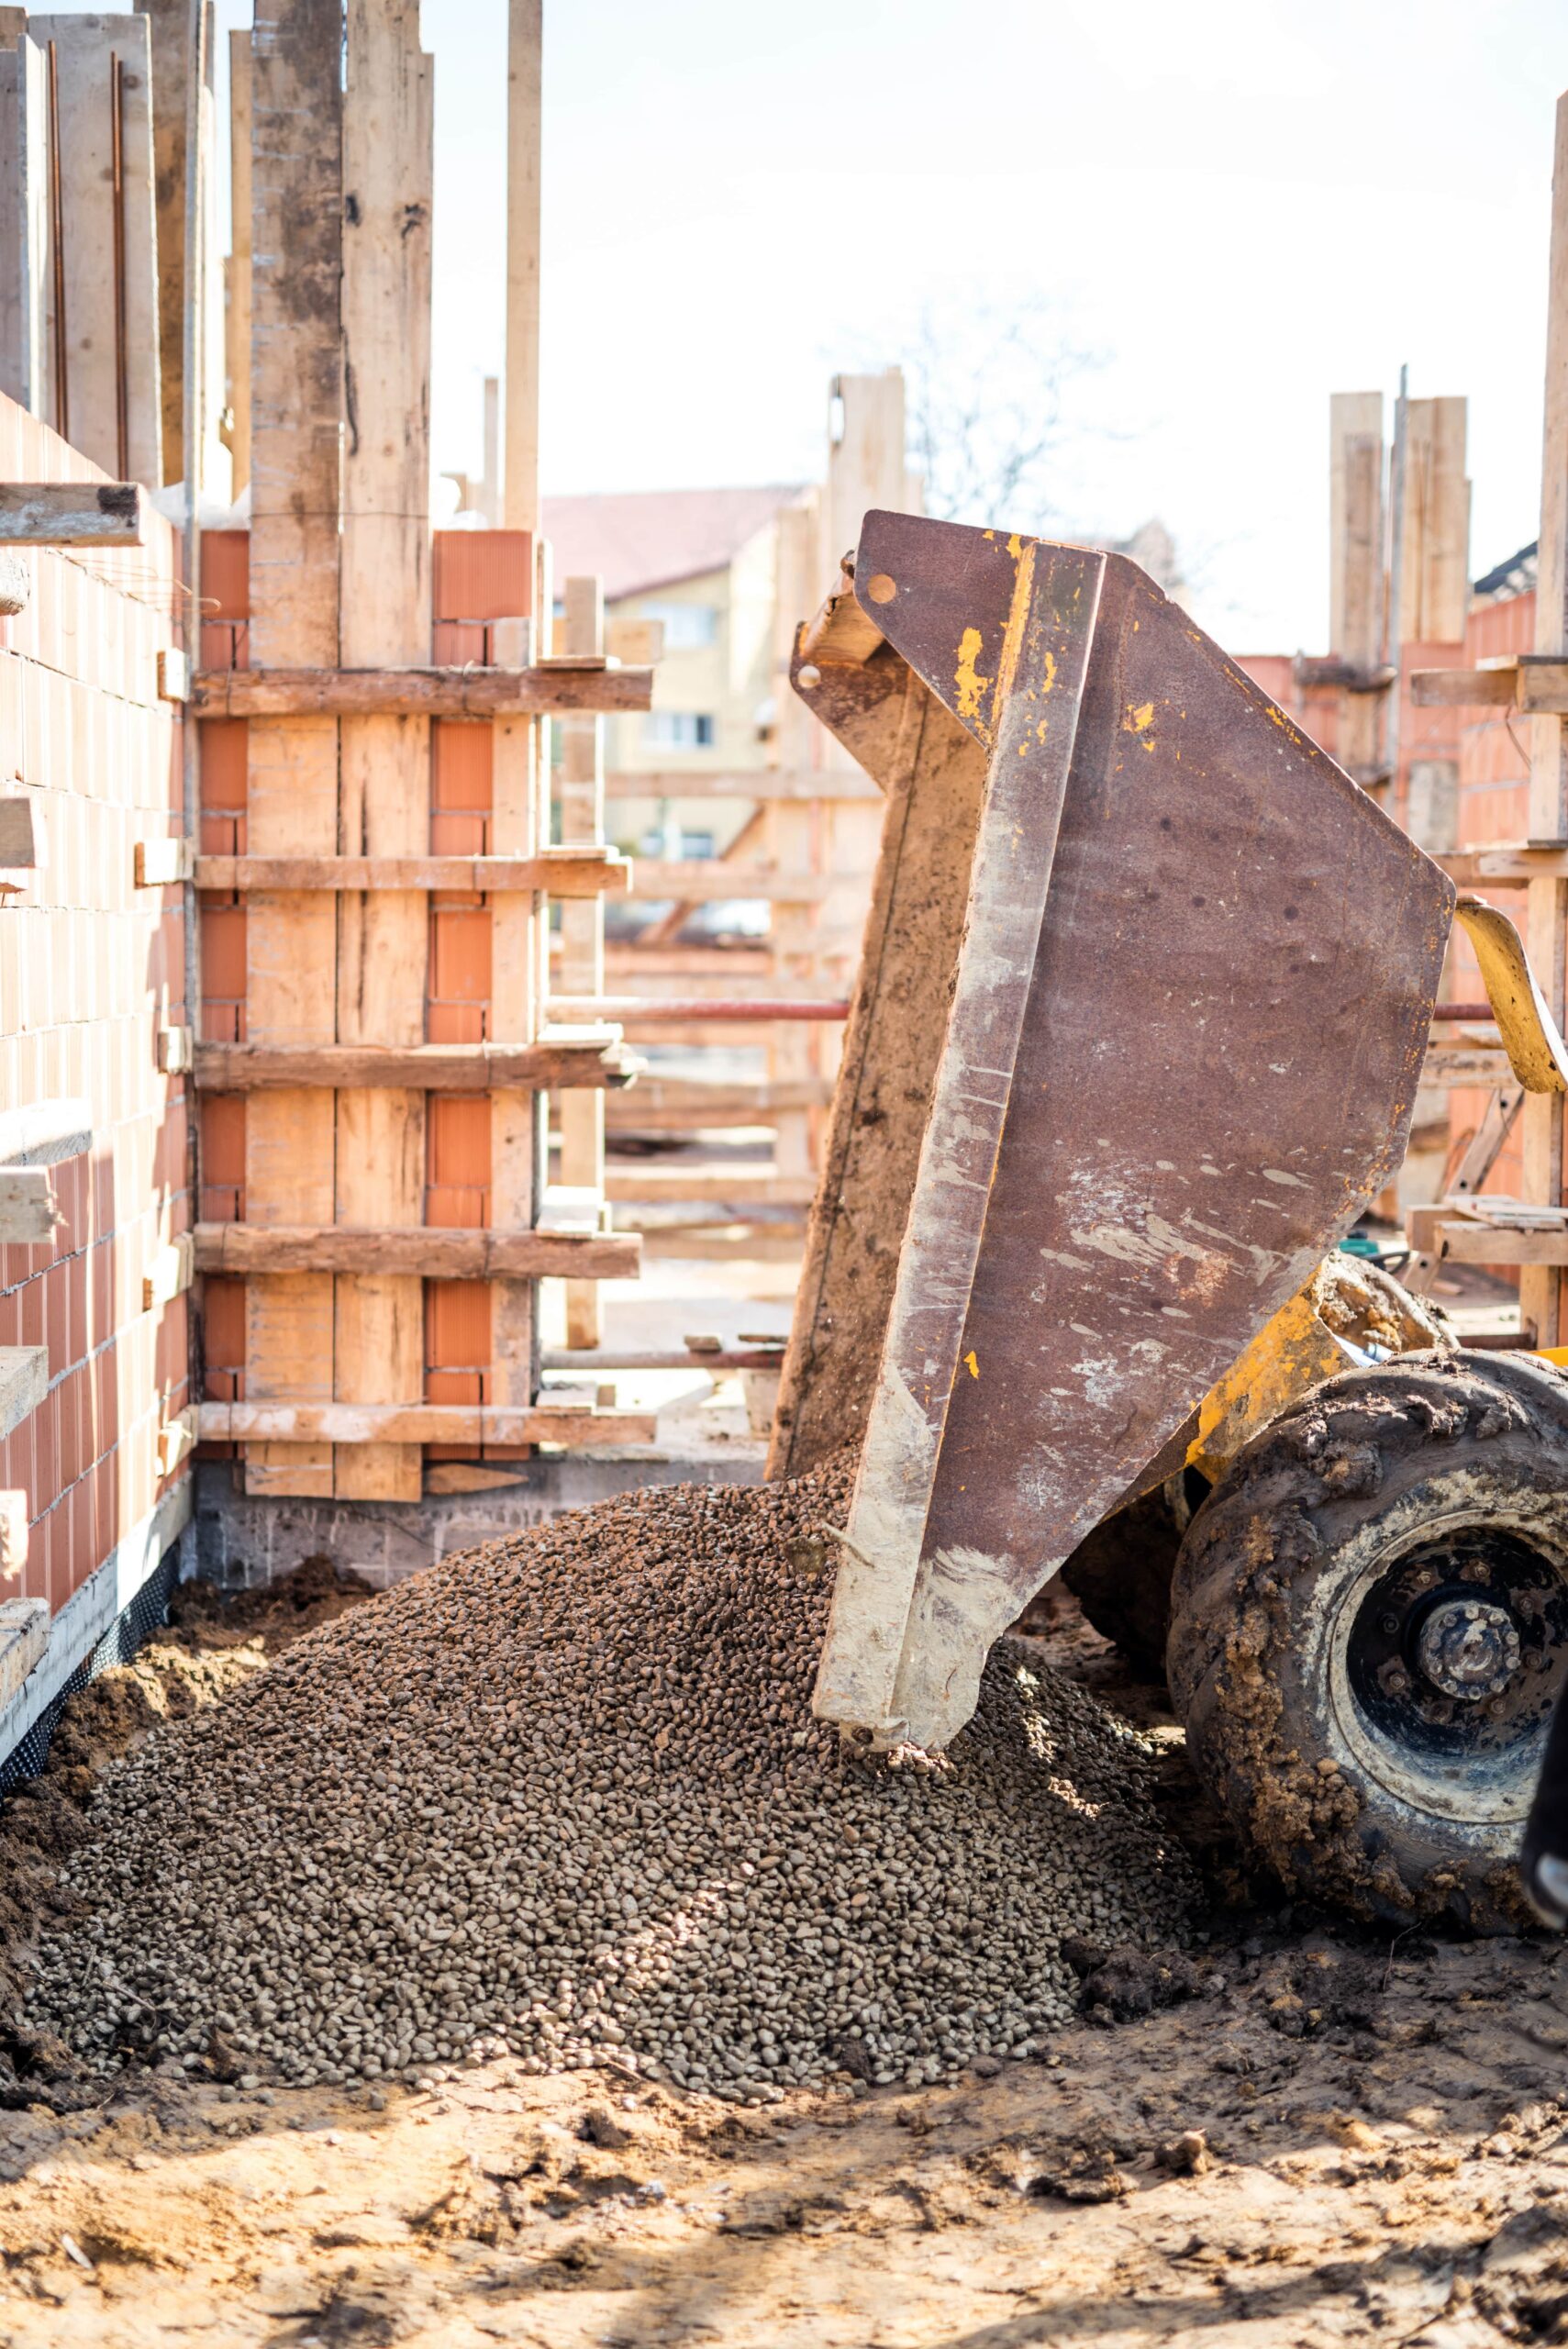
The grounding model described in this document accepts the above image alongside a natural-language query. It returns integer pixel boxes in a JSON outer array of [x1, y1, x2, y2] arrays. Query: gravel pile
[[22, 1468, 1196, 2099]]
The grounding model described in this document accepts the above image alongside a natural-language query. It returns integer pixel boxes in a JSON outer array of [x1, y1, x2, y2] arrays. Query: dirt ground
[[2, 1567, 1568, 2348]]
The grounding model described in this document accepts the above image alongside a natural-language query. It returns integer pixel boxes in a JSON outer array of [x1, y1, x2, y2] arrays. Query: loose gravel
[[22, 1467, 1196, 2099]]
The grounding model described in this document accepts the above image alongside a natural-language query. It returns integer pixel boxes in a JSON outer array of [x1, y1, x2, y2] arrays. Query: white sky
[[61, 0, 1568, 650]]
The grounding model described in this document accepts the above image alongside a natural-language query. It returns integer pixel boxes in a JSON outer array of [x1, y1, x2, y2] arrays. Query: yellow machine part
[[1189, 1255, 1452, 1482]]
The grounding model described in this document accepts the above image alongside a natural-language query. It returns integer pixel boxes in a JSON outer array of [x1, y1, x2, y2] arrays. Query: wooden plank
[[194, 1224, 640, 1278], [194, 851, 628, 895], [628, 861, 834, 903], [604, 1078, 832, 1130], [1518, 657, 1568, 713], [603, 1168, 817, 1206], [768, 495, 828, 1189], [1410, 663, 1518, 707], [606, 766, 881, 803], [0, 1345, 47, 1439], [0, 34, 51, 417], [1436, 845, 1567, 886], [192, 664, 653, 717], [198, 1402, 658, 1447], [198, 1040, 638, 1091], [1421, 1045, 1516, 1087], [558, 574, 606, 1349], [226, 27, 251, 491], [244, 0, 344, 1498], [1525, 89, 1568, 1353], [1401, 396, 1470, 646], [139, 0, 203, 483], [0, 1166, 56, 1241], [333, 0, 434, 1504], [30, 12, 161, 481], [0, 482, 145, 543], [1329, 391, 1385, 785], [1406, 1212, 1568, 1266], [504, 0, 540, 534]]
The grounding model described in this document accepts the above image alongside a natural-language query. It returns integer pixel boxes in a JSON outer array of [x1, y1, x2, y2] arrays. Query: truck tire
[[1063, 1257, 1448, 1679], [1166, 1350, 1568, 1929]]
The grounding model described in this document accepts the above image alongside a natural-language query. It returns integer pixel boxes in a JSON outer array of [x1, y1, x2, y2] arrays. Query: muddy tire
[[1166, 1350, 1568, 1930], [1060, 1479, 1200, 1678]]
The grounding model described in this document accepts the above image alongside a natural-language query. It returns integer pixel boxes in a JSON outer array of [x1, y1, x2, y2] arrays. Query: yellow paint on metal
[[1124, 702, 1154, 733], [963, 1350, 979, 1379], [954, 627, 993, 728], [1189, 1282, 1347, 1481], [1453, 894, 1568, 1095]]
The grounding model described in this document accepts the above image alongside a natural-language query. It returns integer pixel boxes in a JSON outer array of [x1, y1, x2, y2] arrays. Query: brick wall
[[0, 390, 191, 1733]]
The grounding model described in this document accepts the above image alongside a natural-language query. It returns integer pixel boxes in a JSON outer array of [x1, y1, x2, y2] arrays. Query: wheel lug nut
[[1379, 1613, 1400, 1637]]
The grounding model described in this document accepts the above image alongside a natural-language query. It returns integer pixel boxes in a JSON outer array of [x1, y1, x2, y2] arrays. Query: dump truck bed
[[780, 514, 1455, 1753]]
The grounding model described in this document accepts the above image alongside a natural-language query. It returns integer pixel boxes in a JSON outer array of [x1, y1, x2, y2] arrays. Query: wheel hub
[[1417, 1598, 1522, 1702]]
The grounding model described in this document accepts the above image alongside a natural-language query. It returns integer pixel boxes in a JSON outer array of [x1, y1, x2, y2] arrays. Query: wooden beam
[[604, 1077, 833, 1130], [193, 851, 629, 896], [1410, 662, 1518, 707], [1421, 1045, 1516, 1087], [335, 0, 434, 1505], [603, 1167, 817, 1206], [197, 1401, 657, 1446], [606, 766, 881, 803], [226, 27, 251, 491], [198, 1039, 639, 1092], [30, 11, 161, 481], [558, 573, 607, 1349], [504, 0, 540, 533], [627, 861, 834, 904], [192, 664, 652, 718], [193, 1223, 639, 1278], [243, 0, 344, 1499], [0, 32, 52, 419], [1400, 395, 1470, 646], [139, 0, 205, 484], [550, 995, 848, 1022], [1406, 1211, 1568, 1266], [0, 482, 146, 543], [0, 1345, 47, 1438], [1435, 846, 1564, 886]]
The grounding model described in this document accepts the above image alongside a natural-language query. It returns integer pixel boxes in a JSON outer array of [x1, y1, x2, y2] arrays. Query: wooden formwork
[[193, 0, 651, 1492]]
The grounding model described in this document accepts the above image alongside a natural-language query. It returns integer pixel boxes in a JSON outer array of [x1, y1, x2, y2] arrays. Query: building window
[[643, 711, 715, 749], [640, 599, 719, 651]]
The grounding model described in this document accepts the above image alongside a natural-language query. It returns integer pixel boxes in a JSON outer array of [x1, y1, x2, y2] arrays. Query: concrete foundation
[[194, 1449, 766, 1592]]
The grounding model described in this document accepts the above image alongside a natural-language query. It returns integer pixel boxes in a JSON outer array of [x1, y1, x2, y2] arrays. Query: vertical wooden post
[[767, 495, 826, 1187], [30, 11, 161, 484], [1329, 391, 1383, 785], [137, 0, 212, 485], [504, 0, 540, 536], [243, 0, 342, 1497], [558, 574, 606, 1348], [492, 0, 544, 1426], [335, 0, 432, 1503], [0, 32, 52, 418], [225, 27, 250, 494], [1525, 91, 1568, 1351]]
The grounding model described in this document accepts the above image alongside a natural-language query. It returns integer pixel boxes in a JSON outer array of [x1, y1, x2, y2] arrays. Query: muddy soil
[[1, 1565, 1567, 2347]]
